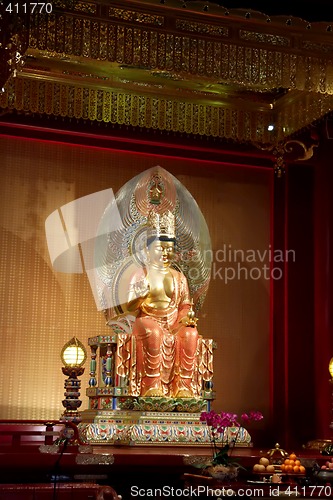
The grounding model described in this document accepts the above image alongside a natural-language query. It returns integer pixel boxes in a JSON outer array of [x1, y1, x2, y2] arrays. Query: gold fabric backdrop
[[0, 135, 271, 420]]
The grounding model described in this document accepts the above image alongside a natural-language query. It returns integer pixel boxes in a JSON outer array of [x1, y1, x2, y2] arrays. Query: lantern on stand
[[60, 337, 87, 423]]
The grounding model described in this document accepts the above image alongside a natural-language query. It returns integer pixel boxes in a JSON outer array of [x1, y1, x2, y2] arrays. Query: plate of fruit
[[252, 452, 306, 482], [252, 456, 277, 475], [279, 452, 306, 475]]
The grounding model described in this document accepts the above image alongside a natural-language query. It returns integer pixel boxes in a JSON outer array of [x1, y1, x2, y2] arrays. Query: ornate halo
[[94, 166, 212, 318]]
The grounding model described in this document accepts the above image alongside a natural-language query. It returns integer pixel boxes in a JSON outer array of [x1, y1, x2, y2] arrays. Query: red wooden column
[[271, 160, 316, 450], [270, 170, 289, 446], [285, 162, 315, 448], [313, 137, 333, 440]]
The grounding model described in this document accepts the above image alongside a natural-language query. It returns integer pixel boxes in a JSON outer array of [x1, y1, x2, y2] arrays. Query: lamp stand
[[61, 365, 85, 423]]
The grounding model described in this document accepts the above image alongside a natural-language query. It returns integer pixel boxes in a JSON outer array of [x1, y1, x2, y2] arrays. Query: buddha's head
[[147, 237, 174, 269], [146, 209, 176, 268]]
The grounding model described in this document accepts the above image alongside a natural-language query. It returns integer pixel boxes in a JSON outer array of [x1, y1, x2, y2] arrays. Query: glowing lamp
[[60, 337, 87, 423], [61, 337, 87, 367], [329, 358, 333, 380]]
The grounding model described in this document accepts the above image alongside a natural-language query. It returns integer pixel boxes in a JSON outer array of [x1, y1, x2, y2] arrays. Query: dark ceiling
[[202, 1, 332, 22]]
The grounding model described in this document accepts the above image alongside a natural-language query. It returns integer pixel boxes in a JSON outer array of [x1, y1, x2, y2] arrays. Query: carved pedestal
[[78, 409, 252, 447]]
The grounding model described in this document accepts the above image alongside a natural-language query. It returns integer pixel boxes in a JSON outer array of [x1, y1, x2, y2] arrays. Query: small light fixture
[[329, 357, 333, 380], [268, 124, 275, 131], [60, 337, 87, 423], [61, 337, 87, 367]]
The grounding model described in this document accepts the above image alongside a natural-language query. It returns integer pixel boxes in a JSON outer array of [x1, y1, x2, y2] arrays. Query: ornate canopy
[[1, 0, 333, 146]]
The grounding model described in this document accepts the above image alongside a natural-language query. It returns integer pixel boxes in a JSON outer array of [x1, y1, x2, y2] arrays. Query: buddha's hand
[[133, 279, 150, 298], [127, 279, 150, 312]]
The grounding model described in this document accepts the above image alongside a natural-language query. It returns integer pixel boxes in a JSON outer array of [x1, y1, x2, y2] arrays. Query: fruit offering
[[252, 456, 276, 473], [321, 457, 333, 470], [280, 452, 305, 474]]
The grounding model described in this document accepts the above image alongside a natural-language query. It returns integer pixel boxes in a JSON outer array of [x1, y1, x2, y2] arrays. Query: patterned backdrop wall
[[0, 135, 271, 421]]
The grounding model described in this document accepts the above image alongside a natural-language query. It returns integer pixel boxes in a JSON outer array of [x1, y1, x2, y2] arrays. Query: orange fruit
[[299, 465, 306, 474], [280, 464, 285, 472], [289, 460, 295, 467], [295, 460, 301, 466], [293, 466, 300, 473], [285, 465, 293, 473], [284, 459, 290, 465], [289, 453, 297, 461]]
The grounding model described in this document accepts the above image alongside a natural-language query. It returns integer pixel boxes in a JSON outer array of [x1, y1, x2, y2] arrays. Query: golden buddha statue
[[97, 167, 213, 399], [127, 210, 199, 398]]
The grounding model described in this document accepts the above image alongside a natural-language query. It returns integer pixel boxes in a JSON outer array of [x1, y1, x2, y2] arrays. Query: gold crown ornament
[[147, 209, 176, 242]]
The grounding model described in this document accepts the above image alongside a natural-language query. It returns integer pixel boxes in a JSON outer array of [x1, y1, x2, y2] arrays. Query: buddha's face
[[148, 239, 174, 268]]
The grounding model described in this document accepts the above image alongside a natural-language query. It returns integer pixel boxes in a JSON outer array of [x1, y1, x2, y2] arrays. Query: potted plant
[[199, 409, 264, 480]]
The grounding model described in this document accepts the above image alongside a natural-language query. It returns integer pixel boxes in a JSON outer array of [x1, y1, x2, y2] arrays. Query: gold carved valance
[[0, 76, 275, 143], [28, 3, 333, 94], [2, 0, 333, 144]]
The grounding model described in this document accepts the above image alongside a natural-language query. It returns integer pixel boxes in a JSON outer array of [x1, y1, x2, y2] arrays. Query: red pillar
[[271, 160, 316, 450], [314, 137, 333, 440], [271, 172, 289, 445], [285, 163, 315, 448]]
